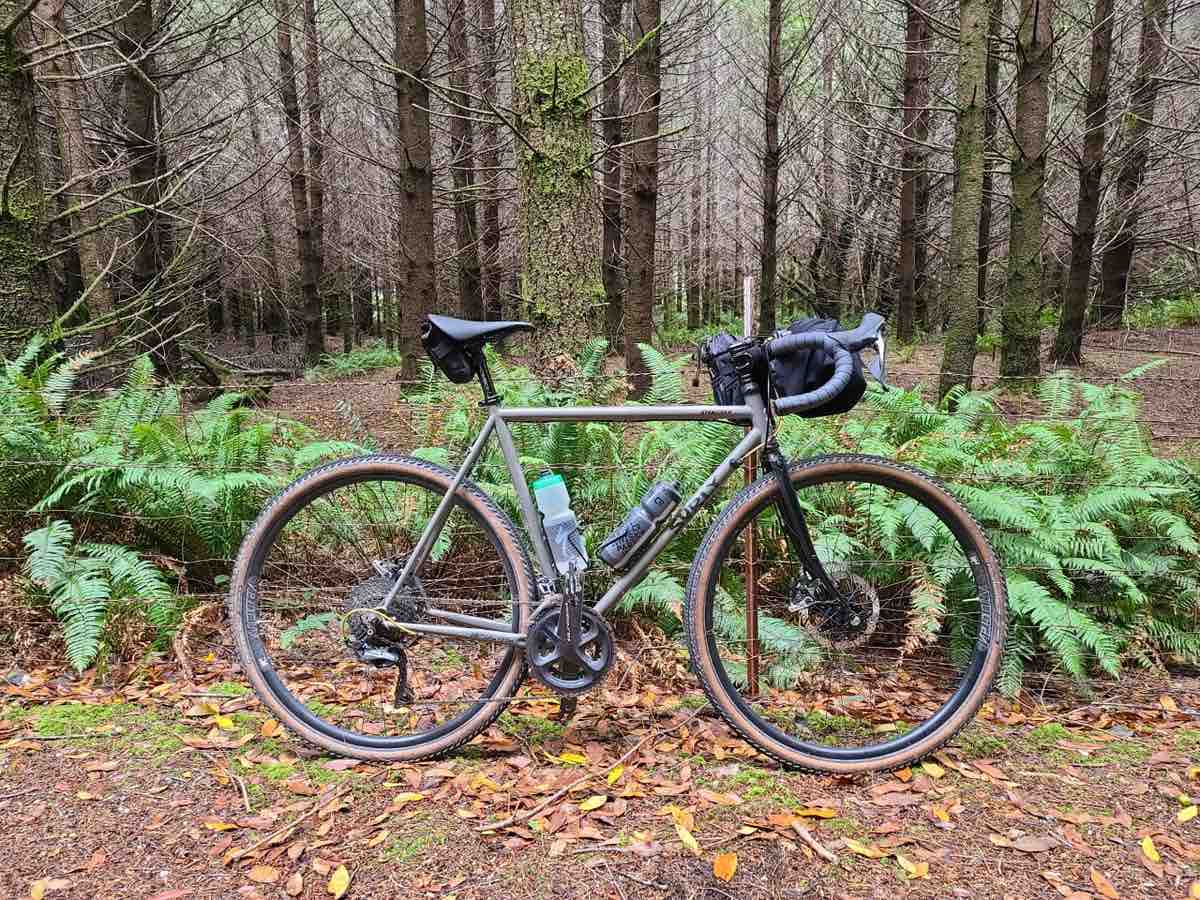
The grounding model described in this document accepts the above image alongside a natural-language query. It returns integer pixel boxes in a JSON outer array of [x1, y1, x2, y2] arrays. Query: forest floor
[[253, 326, 1200, 457], [2, 650, 1199, 900]]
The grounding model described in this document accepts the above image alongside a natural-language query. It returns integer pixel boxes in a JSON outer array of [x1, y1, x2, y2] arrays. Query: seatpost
[[474, 348, 501, 406]]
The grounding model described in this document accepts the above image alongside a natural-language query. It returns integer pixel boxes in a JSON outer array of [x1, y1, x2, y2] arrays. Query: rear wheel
[[686, 454, 1006, 773], [228, 455, 532, 762]]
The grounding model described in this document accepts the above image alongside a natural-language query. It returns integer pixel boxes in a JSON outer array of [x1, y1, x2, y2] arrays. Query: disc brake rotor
[[792, 573, 880, 649]]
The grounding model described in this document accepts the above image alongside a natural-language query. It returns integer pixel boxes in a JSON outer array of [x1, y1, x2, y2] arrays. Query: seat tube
[[492, 409, 558, 580]]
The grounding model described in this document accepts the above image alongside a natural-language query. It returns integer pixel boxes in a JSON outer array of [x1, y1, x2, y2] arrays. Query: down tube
[[592, 426, 764, 617]]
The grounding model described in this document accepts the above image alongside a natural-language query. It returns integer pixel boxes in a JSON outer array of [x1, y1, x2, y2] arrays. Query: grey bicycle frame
[[389, 394, 771, 647]]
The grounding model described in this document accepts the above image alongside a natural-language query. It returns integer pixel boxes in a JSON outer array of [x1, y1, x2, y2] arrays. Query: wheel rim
[[240, 468, 523, 749], [701, 465, 1000, 761]]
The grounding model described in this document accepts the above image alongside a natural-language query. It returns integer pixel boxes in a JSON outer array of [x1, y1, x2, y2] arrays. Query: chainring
[[792, 573, 880, 649], [526, 606, 614, 696]]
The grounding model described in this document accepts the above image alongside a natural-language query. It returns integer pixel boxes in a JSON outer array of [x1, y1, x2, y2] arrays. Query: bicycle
[[228, 312, 1006, 773]]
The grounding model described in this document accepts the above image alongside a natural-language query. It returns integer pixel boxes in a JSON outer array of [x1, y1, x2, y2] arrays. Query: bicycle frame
[[387, 394, 772, 647]]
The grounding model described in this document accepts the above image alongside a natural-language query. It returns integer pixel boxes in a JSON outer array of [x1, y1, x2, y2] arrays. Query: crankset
[[526, 581, 614, 696]]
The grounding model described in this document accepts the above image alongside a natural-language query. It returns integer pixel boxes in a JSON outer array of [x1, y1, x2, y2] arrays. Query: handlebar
[[765, 312, 885, 415]]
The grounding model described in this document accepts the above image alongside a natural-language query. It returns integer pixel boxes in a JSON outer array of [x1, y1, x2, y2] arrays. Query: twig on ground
[[613, 869, 667, 890], [792, 823, 838, 863], [0, 787, 36, 802], [478, 708, 704, 833], [228, 784, 349, 861]]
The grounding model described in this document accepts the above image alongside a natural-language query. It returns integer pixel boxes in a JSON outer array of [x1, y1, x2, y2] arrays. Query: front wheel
[[686, 454, 1006, 774]]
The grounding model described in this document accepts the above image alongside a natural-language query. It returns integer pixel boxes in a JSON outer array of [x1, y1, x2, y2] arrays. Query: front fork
[[761, 440, 845, 601]]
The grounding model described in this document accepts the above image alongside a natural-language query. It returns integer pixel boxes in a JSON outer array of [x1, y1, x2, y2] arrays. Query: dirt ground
[[3, 651, 1199, 900]]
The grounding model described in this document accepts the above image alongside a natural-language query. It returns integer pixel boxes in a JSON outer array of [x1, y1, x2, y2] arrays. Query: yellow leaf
[[664, 805, 695, 831], [1180, 805, 1198, 824], [557, 752, 589, 766], [1141, 835, 1160, 863], [204, 821, 239, 832], [675, 822, 700, 854], [390, 792, 423, 808], [248, 865, 279, 884], [713, 852, 738, 882], [367, 829, 390, 848], [607, 764, 624, 785], [932, 805, 950, 823], [30, 881, 45, 900], [1160, 694, 1178, 712], [1189, 767, 1200, 781], [579, 795, 607, 812], [260, 719, 280, 738], [795, 807, 837, 819], [897, 855, 928, 879], [214, 715, 236, 731], [327, 865, 351, 898], [844, 838, 889, 859], [921, 762, 946, 779], [1190, 882, 1200, 899]]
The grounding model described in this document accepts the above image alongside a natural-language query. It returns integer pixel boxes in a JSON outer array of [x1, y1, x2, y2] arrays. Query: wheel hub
[[791, 573, 880, 649]]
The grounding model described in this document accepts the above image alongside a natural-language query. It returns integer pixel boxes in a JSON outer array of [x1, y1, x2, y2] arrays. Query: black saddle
[[426, 314, 533, 346]]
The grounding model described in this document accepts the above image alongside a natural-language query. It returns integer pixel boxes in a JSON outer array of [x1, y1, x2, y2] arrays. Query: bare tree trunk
[[759, 0, 782, 333], [704, 66, 717, 325], [1094, 0, 1169, 327], [240, 51, 284, 350], [1000, 0, 1053, 378], [897, 0, 930, 343], [447, 3, 482, 319], [301, 0, 327, 345], [938, 0, 994, 400], [1051, 0, 1114, 364], [274, 0, 323, 366], [600, 0, 624, 350], [625, 0, 661, 398], [37, 0, 114, 341], [393, 0, 437, 378], [975, 1, 1001, 333], [117, 0, 180, 375], [478, 0, 501, 321]]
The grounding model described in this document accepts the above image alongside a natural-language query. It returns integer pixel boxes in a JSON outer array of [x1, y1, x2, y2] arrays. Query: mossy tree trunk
[[478, 0, 502, 321], [0, 7, 52, 348], [624, 0, 661, 398], [938, 0, 995, 400], [600, 0, 624, 350], [1000, 0, 1053, 379], [511, 0, 598, 354], [975, 1, 1001, 334], [1094, 0, 1169, 328], [1051, 0, 1114, 365]]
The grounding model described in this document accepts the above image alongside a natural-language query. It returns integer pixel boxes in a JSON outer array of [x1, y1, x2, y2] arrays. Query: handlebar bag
[[421, 319, 478, 384], [698, 332, 745, 405], [770, 318, 866, 418]]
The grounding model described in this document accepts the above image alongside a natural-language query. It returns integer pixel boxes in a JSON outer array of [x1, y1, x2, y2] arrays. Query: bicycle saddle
[[427, 314, 533, 346]]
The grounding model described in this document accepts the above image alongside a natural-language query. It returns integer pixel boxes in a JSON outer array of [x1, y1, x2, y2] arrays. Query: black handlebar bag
[[769, 318, 867, 417]]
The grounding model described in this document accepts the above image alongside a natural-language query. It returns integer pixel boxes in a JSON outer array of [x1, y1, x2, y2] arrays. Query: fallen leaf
[[247, 866, 279, 884], [204, 821, 240, 832], [675, 822, 700, 854], [285, 873, 303, 897], [367, 830, 389, 848], [1190, 882, 1200, 899], [713, 852, 737, 882], [844, 838, 889, 859], [607, 764, 624, 785], [29, 882, 45, 900], [664, 805, 695, 831], [260, 719, 280, 738], [990, 834, 1057, 853], [557, 752, 589, 766], [327, 865, 350, 898], [795, 806, 837, 819], [1141, 835, 1160, 863], [1090, 868, 1119, 899], [896, 854, 928, 879], [323, 759, 360, 772], [214, 715, 236, 731], [389, 792, 423, 810], [84, 760, 118, 773], [1180, 806, 1198, 824], [1160, 695, 1178, 713], [921, 762, 946, 779]]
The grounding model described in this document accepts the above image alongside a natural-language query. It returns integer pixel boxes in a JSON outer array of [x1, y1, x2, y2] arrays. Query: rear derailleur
[[343, 559, 426, 705], [527, 566, 614, 696]]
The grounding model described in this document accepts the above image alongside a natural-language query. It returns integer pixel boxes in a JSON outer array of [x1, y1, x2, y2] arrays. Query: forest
[[1, 0, 1200, 897]]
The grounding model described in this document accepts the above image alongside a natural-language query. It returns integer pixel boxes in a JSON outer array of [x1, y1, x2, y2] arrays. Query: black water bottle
[[598, 481, 682, 570]]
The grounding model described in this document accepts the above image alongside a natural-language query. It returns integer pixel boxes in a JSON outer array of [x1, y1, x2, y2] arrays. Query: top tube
[[498, 405, 754, 424]]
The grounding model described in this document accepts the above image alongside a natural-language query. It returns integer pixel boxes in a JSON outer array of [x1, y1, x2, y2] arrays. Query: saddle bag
[[421, 319, 477, 384]]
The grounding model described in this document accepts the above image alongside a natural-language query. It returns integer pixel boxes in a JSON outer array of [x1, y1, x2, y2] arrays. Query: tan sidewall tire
[[685, 454, 1007, 774], [227, 454, 533, 762]]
